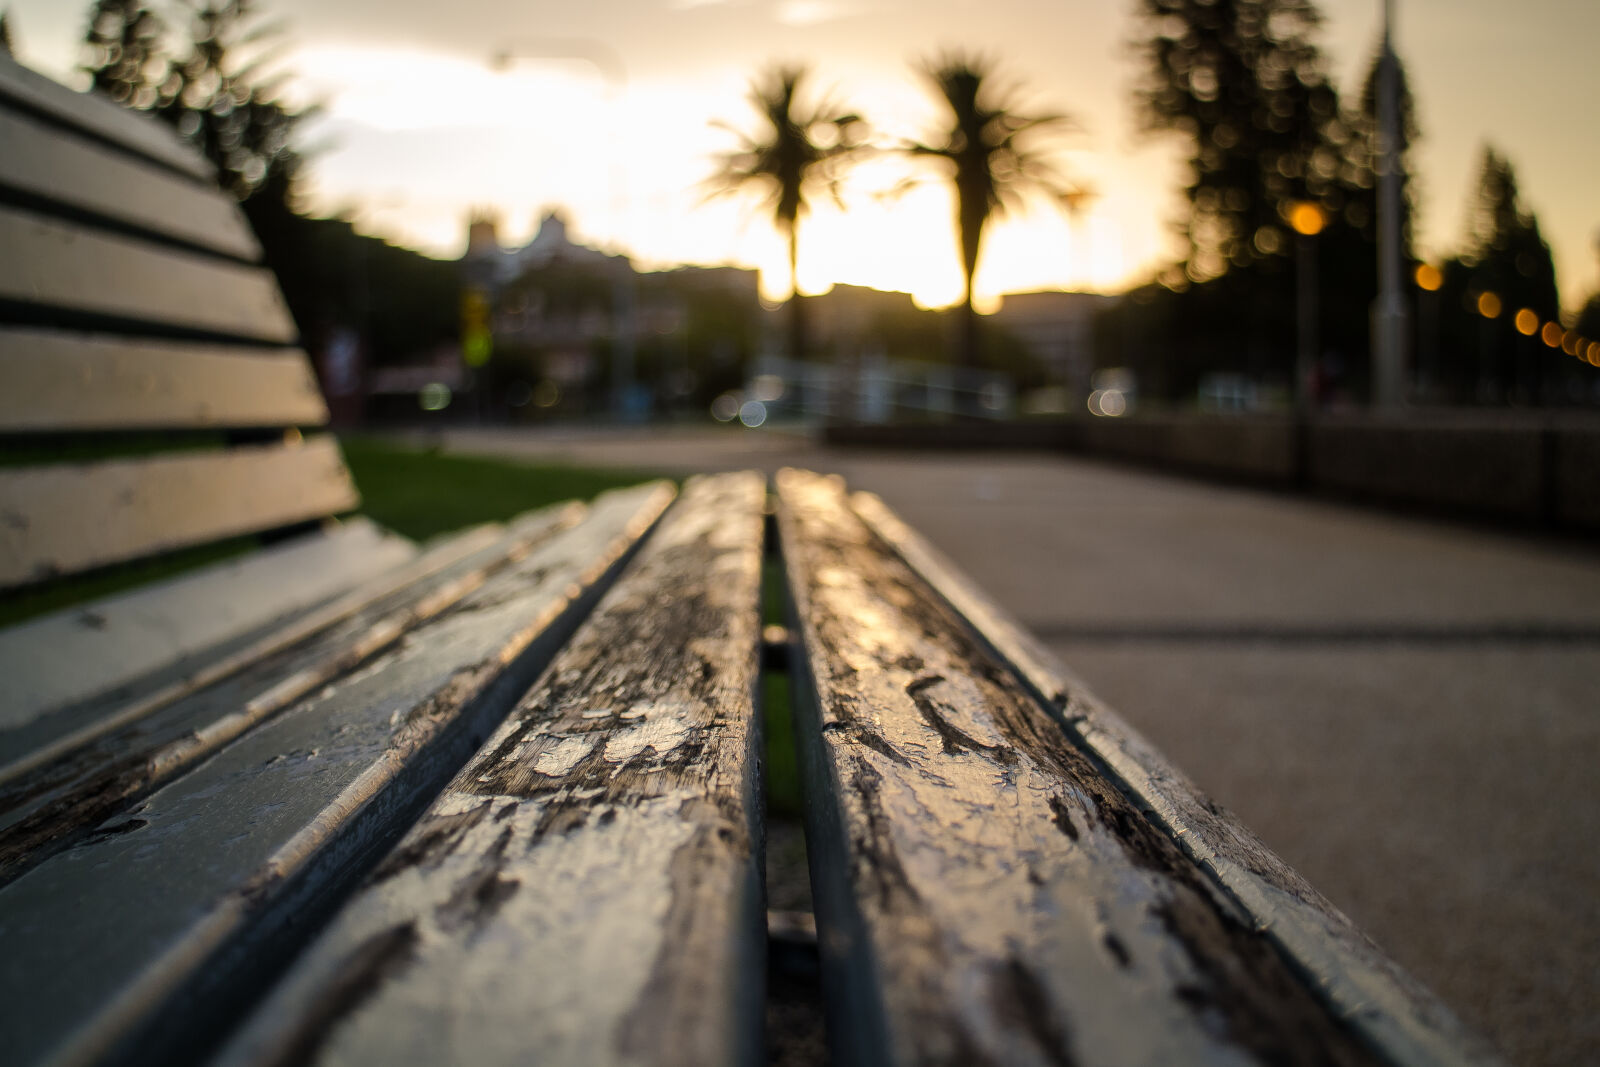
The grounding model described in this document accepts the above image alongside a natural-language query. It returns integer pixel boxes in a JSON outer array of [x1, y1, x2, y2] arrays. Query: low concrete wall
[[825, 413, 1600, 532]]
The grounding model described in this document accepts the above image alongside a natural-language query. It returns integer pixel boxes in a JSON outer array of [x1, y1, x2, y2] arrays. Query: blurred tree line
[[81, 0, 456, 370], [1104, 0, 1580, 408]]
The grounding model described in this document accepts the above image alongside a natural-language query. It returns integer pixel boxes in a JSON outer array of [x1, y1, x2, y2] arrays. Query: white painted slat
[[0, 54, 210, 180], [0, 436, 359, 588], [0, 328, 326, 431], [0, 481, 674, 1067], [0, 517, 413, 733], [216, 473, 766, 1067], [0, 506, 584, 883], [0, 205, 296, 343], [849, 488, 1505, 1067], [0, 108, 259, 259]]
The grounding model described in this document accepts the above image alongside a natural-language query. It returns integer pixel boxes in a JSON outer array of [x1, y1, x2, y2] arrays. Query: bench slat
[[0, 436, 359, 588], [0, 107, 261, 260], [774, 469, 1378, 1067], [0, 205, 297, 343], [848, 490, 1503, 1067], [0, 328, 325, 431], [215, 471, 766, 1067], [0, 54, 210, 181], [0, 506, 580, 886], [0, 516, 413, 745], [0, 481, 674, 1067]]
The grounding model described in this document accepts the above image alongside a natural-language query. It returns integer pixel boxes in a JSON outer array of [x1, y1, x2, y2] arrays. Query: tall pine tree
[[1133, 0, 1345, 281]]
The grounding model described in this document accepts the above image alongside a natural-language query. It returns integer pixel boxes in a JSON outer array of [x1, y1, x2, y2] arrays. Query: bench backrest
[[0, 53, 357, 590]]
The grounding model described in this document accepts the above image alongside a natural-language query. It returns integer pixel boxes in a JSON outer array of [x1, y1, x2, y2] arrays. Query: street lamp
[[1372, 0, 1410, 410], [1288, 200, 1324, 413], [1414, 263, 1441, 400]]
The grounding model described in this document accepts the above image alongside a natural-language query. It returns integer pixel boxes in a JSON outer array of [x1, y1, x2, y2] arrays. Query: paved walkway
[[405, 424, 1599, 1065]]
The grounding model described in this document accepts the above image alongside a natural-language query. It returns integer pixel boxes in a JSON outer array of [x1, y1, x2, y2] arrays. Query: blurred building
[[989, 290, 1115, 395]]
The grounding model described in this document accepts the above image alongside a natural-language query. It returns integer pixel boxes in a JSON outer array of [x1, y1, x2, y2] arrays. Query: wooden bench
[[0, 56, 1501, 1066]]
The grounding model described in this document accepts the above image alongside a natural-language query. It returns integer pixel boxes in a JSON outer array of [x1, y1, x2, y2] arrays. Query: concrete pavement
[[403, 424, 1599, 1065]]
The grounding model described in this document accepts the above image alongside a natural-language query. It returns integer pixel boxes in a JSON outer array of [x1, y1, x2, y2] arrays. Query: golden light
[[1514, 308, 1538, 335], [1541, 322, 1563, 347], [1414, 263, 1442, 291], [1287, 201, 1325, 237], [1475, 291, 1502, 319], [1563, 332, 1581, 356], [1589, 341, 1600, 363]]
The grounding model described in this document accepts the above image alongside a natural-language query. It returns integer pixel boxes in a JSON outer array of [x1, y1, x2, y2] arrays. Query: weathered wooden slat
[[0, 108, 260, 259], [0, 518, 411, 740], [0, 54, 211, 181], [0, 328, 325, 430], [0, 503, 584, 884], [0, 480, 674, 1067], [848, 489, 1505, 1067], [215, 471, 767, 1067], [0, 205, 296, 342], [0, 519, 507, 787], [774, 468, 1378, 1067], [0, 435, 359, 588]]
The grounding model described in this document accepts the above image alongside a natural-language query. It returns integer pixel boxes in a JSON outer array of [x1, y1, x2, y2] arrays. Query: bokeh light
[[1414, 263, 1442, 291], [1286, 201, 1325, 237], [1514, 308, 1538, 335], [1476, 292, 1502, 319]]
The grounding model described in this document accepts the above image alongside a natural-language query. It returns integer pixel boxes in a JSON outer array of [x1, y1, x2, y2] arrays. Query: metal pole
[[1372, 0, 1410, 409], [1297, 232, 1317, 413]]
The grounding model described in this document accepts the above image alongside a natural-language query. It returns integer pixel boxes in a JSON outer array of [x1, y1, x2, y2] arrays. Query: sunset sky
[[8, 0, 1597, 310]]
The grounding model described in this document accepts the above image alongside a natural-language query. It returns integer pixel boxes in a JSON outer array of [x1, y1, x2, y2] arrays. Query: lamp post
[[488, 40, 637, 420], [1413, 263, 1441, 401], [1288, 200, 1325, 413], [1371, 0, 1410, 409]]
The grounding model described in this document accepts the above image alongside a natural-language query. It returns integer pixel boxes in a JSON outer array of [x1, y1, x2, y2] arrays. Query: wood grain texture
[[848, 489, 1506, 1067], [0, 328, 325, 431], [0, 436, 359, 588], [775, 469, 1378, 1067], [0, 510, 582, 886], [0, 481, 674, 1067], [0, 205, 296, 342], [0, 54, 210, 180], [0, 518, 411, 738], [0, 108, 260, 259], [215, 472, 767, 1067]]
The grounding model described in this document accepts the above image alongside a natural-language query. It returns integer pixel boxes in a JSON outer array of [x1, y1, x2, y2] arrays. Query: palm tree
[[708, 65, 866, 362], [907, 53, 1072, 368]]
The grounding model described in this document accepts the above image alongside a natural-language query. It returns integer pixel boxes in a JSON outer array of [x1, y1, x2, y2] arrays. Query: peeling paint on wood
[[0, 518, 412, 741], [775, 469, 1378, 1067], [0, 482, 673, 1067], [0, 504, 584, 886], [848, 489, 1506, 1067], [215, 472, 766, 1067]]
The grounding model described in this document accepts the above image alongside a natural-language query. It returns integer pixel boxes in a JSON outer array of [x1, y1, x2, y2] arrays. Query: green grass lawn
[[339, 435, 669, 540]]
